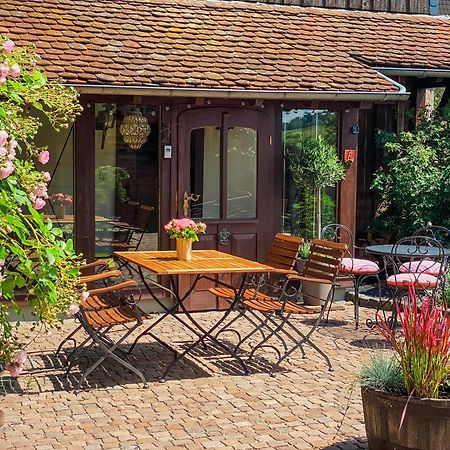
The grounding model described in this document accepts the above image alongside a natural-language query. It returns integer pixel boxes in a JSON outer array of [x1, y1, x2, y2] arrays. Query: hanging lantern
[[119, 108, 151, 150]]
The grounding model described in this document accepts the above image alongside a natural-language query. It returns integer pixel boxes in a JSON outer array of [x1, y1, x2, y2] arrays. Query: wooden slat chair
[[55, 260, 122, 357], [246, 239, 347, 375], [65, 279, 149, 391], [209, 233, 303, 348]]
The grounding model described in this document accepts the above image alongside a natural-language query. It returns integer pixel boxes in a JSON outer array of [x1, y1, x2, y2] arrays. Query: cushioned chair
[[321, 224, 381, 328]]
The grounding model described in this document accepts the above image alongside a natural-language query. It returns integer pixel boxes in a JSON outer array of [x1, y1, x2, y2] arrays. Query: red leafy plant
[[378, 286, 450, 398]]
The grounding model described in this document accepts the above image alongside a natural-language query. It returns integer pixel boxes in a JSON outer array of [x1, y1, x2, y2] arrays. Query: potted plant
[[296, 241, 310, 275], [49, 192, 73, 219], [287, 136, 345, 305], [358, 287, 450, 450], [0, 36, 84, 426], [164, 218, 206, 261]]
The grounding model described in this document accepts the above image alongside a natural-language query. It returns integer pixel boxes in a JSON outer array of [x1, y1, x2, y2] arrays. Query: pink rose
[[0, 77, 6, 85], [38, 150, 50, 165], [33, 183, 47, 198], [43, 171, 51, 182], [8, 139, 17, 151], [13, 350, 27, 365], [68, 304, 80, 316], [9, 64, 20, 78], [2, 39, 15, 54], [81, 291, 89, 301], [0, 259, 5, 267], [0, 161, 14, 179], [5, 363, 23, 377], [0, 64, 8, 78], [0, 130, 8, 147], [0, 146, 7, 157], [33, 197, 46, 210]]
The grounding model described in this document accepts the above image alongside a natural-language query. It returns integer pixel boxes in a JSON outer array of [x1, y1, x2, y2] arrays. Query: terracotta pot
[[54, 204, 66, 219], [361, 387, 450, 450], [176, 238, 193, 261], [302, 280, 332, 306], [0, 409, 4, 427]]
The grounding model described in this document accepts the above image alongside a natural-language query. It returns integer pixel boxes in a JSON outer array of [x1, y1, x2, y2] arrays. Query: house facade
[[2, 0, 450, 308]]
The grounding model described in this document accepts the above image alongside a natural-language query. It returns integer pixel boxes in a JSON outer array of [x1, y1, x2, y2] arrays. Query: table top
[[366, 244, 450, 258], [114, 250, 276, 275]]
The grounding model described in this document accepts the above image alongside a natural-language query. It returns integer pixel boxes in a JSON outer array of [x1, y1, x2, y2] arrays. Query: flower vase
[[54, 204, 66, 219], [176, 238, 193, 261]]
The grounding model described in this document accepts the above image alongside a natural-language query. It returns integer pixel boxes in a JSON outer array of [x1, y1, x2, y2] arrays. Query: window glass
[[227, 127, 257, 218], [282, 110, 338, 239], [189, 126, 220, 219]]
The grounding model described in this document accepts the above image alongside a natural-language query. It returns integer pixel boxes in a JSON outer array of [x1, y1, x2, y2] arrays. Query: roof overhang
[[374, 67, 450, 78], [69, 83, 409, 101]]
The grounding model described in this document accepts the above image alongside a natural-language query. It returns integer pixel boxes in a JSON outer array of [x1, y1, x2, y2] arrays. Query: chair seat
[[84, 305, 137, 328], [340, 257, 379, 274], [399, 260, 442, 276], [387, 273, 439, 289], [209, 287, 273, 301]]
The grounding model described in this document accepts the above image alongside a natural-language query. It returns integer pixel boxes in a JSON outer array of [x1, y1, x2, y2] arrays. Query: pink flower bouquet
[[49, 192, 72, 206], [164, 218, 206, 242]]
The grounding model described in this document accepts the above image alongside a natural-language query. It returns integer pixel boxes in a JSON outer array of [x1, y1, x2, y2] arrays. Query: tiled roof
[[1, 0, 450, 94]]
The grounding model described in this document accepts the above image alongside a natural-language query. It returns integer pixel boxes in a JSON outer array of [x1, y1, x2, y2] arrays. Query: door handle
[[219, 228, 231, 245], [182, 191, 200, 218]]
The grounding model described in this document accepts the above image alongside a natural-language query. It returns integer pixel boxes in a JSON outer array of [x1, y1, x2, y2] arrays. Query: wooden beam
[[338, 108, 359, 239], [74, 99, 96, 262]]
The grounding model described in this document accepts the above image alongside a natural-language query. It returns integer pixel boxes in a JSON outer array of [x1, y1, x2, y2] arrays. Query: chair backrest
[[120, 200, 140, 226], [266, 233, 304, 271], [321, 223, 354, 256], [304, 239, 347, 283], [413, 225, 450, 248], [132, 204, 154, 231], [390, 235, 446, 278]]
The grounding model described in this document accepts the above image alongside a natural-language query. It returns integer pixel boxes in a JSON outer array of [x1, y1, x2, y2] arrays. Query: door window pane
[[190, 126, 220, 219], [282, 110, 338, 239], [227, 127, 257, 219]]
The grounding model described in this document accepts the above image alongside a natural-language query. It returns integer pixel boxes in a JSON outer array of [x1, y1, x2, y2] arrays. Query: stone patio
[[0, 305, 392, 450]]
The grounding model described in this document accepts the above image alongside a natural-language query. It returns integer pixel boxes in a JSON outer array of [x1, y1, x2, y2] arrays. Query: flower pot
[[54, 204, 66, 219], [296, 258, 306, 275], [302, 280, 332, 306], [361, 387, 450, 450], [176, 238, 193, 261]]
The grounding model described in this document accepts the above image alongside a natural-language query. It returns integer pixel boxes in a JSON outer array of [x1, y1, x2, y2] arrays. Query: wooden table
[[115, 250, 278, 381]]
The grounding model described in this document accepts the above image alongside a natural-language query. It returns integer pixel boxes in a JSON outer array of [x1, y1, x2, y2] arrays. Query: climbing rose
[[38, 150, 49, 164], [9, 64, 20, 78], [33, 197, 46, 210], [5, 362, 23, 377], [0, 161, 14, 179], [43, 171, 51, 182], [0, 147, 6, 157], [0, 64, 8, 78], [2, 39, 15, 54], [13, 350, 27, 365], [68, 304, 80, 316], [0, 130, 8, 147]]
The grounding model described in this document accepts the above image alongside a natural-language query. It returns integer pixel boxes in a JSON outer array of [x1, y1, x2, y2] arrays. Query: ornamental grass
[[377, 286, 450, 398]]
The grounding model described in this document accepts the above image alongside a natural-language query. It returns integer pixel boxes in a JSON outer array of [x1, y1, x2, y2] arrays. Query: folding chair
[[208, 233, 303, 349], [245, 239, 347, 375], [66, 280, 148, 391], [55, 260, 122, 357]]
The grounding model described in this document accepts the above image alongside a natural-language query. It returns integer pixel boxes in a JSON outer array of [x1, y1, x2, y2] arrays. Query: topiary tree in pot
[[0, 36, 84, 421], [286, 135, 345, 238]]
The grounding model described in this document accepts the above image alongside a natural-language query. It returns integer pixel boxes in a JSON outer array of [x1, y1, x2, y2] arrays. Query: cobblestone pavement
[[0, 305, 392, 450]]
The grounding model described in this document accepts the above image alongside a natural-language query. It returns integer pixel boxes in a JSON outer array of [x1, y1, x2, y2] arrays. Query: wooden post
[[74, 98, 95, 262], [338, 108, 359, 239]]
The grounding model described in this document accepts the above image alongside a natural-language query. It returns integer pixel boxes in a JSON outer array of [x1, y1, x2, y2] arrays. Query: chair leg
[[55, 325, 81, 357]]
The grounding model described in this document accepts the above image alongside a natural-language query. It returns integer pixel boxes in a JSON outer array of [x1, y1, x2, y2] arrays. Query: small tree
[[287, 136, 345, 237], [0, 36, 83, 373]]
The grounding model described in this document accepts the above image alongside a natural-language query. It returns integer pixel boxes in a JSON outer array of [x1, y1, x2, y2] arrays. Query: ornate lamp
[[119, 108, 151, 150]]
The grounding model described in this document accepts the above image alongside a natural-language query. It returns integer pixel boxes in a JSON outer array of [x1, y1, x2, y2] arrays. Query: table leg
[[159, 274, 251, 382]]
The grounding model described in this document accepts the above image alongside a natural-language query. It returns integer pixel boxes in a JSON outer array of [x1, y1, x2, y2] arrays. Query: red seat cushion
[[340, 258, 379, 274], [399, 260, 442, 276], [387, 273, 439, 289]]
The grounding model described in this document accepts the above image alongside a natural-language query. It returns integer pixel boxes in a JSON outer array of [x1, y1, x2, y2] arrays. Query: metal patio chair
[[65, 279, 148, 391], [244, 239, 347, 375], [321, 223, 382, 328], [208, 233, 303, 350], [384, 235, 447, 327]]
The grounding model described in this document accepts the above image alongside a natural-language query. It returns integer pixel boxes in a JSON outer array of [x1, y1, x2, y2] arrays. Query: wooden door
[[177, 107, 276, 310]]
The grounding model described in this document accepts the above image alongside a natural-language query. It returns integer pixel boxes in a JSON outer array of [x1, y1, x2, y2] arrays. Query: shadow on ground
[[323, 436, 368, 449]]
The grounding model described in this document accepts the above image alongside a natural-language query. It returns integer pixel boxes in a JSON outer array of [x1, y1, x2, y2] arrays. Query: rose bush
[[0, 36, 84, 373]]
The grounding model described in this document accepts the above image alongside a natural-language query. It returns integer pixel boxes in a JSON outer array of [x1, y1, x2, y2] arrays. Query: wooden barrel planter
[[361, 388, 450, 450]]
